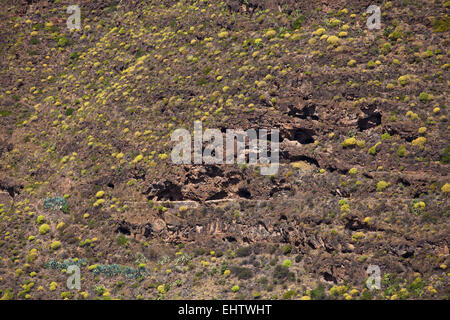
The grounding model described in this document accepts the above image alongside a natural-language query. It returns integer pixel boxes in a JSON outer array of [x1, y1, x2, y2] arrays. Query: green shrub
[[282, 290, 297, 300], [282, 259, 292, 268], [236, 246, 251, 257], [282, 244, 292, 255], [376, 181, 390, 192], [117, 234, 129, 246], [0, 289, 14, 300], [39, 224, 50, 235], [408, 277, 425, 297], [367, 60, 376, 69], [432, 17, 450, 32], [388, 29, 403, 41], [440, 147, 450, 164], [292, 16, 305, 29], [0, 110, 12, 117], [397, 75, 410, 86], [95, 285, 106, 296], [273, 265, 294, 281], [381, 132, 391, 141], [36, 215, 45, 224], [50, 241, 61, 250], [342, 137, 357, 147], [369, 142, 381, 155], [419, 92, 433, 103], [230, 266, 253, 280], [398, 145, 406, 157], [57, 35, 70, 47], [310, 284, 326, 299]]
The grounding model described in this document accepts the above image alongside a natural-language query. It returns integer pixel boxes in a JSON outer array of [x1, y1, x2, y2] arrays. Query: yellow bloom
[[217, 31, 229, 38], [95, 191, 105, 198], [264, 29, 277, 38]]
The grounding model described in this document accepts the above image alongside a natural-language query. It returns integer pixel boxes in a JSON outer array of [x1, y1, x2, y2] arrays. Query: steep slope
[[0, 0, 448, 300]]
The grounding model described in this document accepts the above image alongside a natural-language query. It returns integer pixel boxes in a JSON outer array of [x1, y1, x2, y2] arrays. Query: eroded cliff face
[[0, 0, 448, 300], [112, 187, 448, 290]]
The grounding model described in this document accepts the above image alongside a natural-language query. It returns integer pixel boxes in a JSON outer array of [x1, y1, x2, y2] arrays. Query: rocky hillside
[[0, 0, 449, 300]]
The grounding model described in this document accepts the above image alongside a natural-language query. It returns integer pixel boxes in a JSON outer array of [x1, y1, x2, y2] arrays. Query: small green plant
[[236, 246, 251, 257], [388, 29, 403, 41], [408, 277, 425, 297], [342, 137, 357, 147], [174, 279, 182, 287], [61, 203, 69, 214], [292, 15, 305, 29], [95, 285, 107, 296], [39, 224, 50, 235], [369, 142, 381, 155], [0, 110, 12, 117], [418, 92, 433, 103], [282, 290, 296, 299], [43, 197, 67, 211], [381, 132, 391, 141], [273, 265, 294, 281], [412, 137, 426, 148], [440, 147, 450, 164], [339, 199, 350, 214], [50, 241, 61, 250], [376, 181, 390, 192], [282, 259, 292, 268], [398, 145, 406, 157], [230, 266, 253, 279], [310, 284, 326, 300], [352, 231, 364, 242], [330, 285, 348, 296], [117, 234, 129, 246], [327, 35, 339, 45], [36, 215, 45, 224], [57, 35, 70, 47], [410, 199, 426, 215], [282, 244, 292, 255]]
